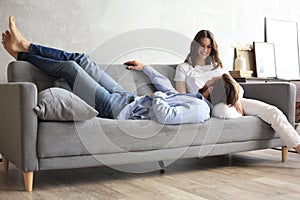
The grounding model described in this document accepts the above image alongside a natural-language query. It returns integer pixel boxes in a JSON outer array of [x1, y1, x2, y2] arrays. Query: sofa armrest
[[240, 82, 296, 125], [0, 82, 38, 172]]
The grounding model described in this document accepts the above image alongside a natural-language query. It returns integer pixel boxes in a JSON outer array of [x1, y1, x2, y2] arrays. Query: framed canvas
[[265, 18, 300, 79], [253, 42, 276, 78], [233, 48, 255, 71]]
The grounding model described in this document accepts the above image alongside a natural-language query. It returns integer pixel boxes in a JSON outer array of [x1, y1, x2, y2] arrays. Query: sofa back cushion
[[8, 61, 58, 91], [7, 61, 177, 96]]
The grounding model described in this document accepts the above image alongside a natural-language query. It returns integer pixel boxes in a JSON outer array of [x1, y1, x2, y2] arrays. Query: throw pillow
[[34, 87, 98, 121], [212, 103, 242, 119]]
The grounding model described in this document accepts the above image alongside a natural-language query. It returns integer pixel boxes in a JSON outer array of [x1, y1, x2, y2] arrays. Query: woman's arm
[[174, 63, 189, 93], [175, 81, 187, 94]]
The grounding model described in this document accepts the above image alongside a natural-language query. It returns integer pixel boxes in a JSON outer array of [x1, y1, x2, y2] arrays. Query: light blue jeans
[[17, 44, 134, 119]]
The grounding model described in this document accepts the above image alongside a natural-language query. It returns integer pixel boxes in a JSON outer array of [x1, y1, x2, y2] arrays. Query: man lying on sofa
[[2, 16, 300, 154], [2, 16, 215, 125]]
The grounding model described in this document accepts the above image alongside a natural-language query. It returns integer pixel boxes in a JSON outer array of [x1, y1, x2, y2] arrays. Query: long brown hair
[[185, 30, 223, 69], [207, 74, 239, 107]]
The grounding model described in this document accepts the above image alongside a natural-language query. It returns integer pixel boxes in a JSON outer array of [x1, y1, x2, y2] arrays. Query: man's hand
[[153, 91, 168, 99], [147, 92, 168, 99], [124, 60, 146, 71]]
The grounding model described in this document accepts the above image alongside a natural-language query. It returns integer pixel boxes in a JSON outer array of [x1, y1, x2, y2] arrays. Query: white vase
[[235, 55, 246, 71]]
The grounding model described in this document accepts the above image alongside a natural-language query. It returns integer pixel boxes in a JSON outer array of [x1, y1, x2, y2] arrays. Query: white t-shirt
[[174, 62, 227, 93], [174, 62, 242, 118]]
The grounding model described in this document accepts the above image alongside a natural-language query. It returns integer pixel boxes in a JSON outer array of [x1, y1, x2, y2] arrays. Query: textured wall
[[1, 0, 300, 82]]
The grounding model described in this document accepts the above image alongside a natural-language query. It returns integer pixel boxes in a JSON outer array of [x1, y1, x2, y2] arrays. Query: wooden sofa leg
[[2, 155, 9, 172], [23, 171, 34, 192], [281, 146, 288, 162]]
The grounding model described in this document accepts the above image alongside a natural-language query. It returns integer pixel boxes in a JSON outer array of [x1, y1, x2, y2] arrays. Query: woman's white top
[[174, 62, 227, 93], [174, 62, 242, 118]]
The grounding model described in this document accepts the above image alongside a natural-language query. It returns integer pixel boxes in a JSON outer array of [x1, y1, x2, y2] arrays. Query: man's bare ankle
[[21, 40, 30, 52]]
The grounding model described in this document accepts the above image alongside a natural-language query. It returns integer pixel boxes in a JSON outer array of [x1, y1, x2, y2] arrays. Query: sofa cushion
[[34, 87, 98, 121], [37, 116, 280, 158], [8, 62, 177, 95]]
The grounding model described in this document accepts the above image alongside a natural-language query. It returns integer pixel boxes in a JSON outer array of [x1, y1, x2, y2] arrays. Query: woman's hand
[[124, 60, 146, 71]]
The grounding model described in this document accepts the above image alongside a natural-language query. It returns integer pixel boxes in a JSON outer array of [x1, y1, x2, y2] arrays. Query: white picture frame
[[253, 42, 276, 78], [265, 18, 300, 79]]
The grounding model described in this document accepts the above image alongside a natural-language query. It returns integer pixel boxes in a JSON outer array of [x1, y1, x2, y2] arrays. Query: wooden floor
[[0, 149, 300, 200]]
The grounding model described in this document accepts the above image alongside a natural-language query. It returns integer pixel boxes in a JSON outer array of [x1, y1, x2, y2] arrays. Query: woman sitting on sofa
[[174, 29, 300, 154]]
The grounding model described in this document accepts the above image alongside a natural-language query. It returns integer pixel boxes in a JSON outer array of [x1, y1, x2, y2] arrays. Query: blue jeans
[[17, 44, 134, 119]]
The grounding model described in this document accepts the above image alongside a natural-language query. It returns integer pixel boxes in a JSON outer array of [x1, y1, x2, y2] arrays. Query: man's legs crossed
[[18, 52, 131, 118], [29, 44, 125, 93]]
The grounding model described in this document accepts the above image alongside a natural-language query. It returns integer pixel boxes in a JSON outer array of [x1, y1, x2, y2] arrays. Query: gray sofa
[[0, 61, 296, 192]]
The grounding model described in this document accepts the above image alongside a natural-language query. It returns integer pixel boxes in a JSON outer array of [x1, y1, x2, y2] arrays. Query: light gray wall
[[1, 0, 300, 82]]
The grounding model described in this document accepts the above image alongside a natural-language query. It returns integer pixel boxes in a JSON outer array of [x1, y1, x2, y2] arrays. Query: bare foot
[[2, 30, 16, 58], [1, 16, 30, 59], [293, 144, 300, 154]]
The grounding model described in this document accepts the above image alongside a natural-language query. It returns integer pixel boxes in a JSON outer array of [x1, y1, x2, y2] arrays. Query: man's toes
[[5, 30, 10, 37], [9, 16, 15, 26], [9, 16, 18, 35], [2, 32, 7, 44], [11, 16, 15, 23]]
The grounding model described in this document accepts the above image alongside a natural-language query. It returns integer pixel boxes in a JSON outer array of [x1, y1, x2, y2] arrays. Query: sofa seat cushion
[[37, 116, 279, 158]]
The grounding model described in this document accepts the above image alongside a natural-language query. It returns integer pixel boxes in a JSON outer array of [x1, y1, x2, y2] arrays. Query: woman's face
[[197, 37, 212, 61]]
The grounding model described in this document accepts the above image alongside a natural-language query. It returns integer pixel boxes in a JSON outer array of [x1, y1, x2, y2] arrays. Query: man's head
[[199, 74, 240, 107]]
